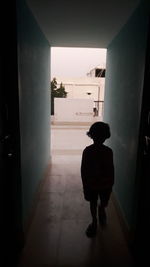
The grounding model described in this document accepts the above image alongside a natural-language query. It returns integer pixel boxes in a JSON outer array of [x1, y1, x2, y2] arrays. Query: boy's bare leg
[[90, 200, 97, 225], [98, 203, 107, 226], [86, 200, 97, 237]]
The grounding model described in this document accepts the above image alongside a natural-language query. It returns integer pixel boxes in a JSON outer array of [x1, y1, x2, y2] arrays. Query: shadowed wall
[[104, 1, 149, 230], [17, 0, 50, 223]]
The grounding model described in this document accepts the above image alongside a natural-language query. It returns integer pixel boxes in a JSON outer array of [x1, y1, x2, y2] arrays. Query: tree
[[50, 78, 67, 115]]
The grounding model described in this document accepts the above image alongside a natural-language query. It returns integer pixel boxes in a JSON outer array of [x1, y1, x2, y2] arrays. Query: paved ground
[[51, 124, 93, 154], [18, 123, 135, 266]]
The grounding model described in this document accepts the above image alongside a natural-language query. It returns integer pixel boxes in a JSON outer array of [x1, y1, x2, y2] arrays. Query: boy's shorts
[[84, 188, 112, 206]]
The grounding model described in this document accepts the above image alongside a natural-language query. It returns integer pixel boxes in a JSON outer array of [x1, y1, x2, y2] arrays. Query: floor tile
[[19, 126, 134, 266]]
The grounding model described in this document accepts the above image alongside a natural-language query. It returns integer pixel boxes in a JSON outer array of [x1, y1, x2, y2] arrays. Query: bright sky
[[51, 47, 107, 78]]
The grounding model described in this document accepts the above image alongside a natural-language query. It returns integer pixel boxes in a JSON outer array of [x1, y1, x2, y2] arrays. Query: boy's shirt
[[81, 144, 114, 190]]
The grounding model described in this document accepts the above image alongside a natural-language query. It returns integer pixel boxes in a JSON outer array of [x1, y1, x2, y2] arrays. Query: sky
[[51, 47, 107, 78]]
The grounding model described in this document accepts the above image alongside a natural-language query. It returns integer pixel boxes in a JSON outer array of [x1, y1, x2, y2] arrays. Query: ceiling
[[26, 0, 140, 48]]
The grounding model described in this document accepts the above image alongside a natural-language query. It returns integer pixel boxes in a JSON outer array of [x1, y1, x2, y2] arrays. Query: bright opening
[[50, 47, 107, 154]]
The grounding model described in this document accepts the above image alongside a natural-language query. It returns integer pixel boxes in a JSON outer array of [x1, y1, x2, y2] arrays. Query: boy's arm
[[81, 149, 88, 188], [107, 149, 115, 186]]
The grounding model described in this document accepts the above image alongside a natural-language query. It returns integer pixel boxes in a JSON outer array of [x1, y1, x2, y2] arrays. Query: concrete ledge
[[51, 149, 83, 155], [51, 121, 93, 126], [51, 116, 102, 126]]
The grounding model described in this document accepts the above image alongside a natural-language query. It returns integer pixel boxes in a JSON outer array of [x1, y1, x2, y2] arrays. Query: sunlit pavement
[[51, 124, 93, 154]]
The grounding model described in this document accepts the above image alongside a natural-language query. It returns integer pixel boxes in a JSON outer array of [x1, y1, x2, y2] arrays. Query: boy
[[81, 121, 114, 237]]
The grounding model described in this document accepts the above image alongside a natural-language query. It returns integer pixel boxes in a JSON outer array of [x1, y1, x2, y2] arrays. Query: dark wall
[[17, 0, 50, 223], [1, 1, 24, 264], [104, 2, 150, 230]]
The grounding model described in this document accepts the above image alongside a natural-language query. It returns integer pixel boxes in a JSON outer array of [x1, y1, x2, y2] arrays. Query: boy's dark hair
[[87, 121, 110, 140]]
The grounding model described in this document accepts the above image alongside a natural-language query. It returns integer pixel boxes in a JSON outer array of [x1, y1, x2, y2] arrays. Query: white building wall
[[54, 98, 94, 123], [56, 77, 105, 102], [52, 76, 105, 123]]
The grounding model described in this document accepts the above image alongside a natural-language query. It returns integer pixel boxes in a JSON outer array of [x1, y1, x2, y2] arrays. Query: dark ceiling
[[26, 0, 140, 48]]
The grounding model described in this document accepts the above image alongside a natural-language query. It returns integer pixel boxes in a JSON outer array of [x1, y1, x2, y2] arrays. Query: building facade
[[53, 65, 106, 118]]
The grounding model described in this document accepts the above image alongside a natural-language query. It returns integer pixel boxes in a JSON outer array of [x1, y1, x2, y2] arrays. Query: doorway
[[50, 47, 107, 155]]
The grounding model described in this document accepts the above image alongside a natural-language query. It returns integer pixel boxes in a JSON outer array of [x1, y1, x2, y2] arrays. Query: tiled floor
[[18, 125, 135, 266]]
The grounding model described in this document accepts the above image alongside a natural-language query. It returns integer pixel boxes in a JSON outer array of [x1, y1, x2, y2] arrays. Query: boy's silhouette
[[81, 121, 114, 237]]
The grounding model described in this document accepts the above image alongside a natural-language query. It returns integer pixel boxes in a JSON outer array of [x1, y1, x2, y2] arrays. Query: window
[[95, 68, 106, 77]]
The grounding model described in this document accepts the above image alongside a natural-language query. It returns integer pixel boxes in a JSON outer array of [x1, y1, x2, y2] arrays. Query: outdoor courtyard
[[51, 123, 93, 156]]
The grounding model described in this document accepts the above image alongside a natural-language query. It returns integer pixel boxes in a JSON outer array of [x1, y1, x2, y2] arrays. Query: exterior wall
[[54, 98, 95, 123], [17, 0, 50, 224], [56, 77, 105, 102], [104, 2, 150, 230], [55, 76, 105, 118]]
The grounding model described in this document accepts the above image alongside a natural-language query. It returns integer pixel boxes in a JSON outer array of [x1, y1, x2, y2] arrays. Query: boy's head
[[87, 121, 110, 143]]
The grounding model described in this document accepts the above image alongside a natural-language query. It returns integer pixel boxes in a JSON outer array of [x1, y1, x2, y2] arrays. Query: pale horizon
[[51, 47, 107, 79]]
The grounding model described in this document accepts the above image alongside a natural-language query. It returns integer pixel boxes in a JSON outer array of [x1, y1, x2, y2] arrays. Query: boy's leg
[[98, 205, 107, 226], [90, 199, 98, 225], [98, 189, 112, 226], [86, 198, 98, 237]]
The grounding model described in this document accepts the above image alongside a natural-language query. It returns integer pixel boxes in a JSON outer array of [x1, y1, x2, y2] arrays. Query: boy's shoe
[[86, 222, 97, 238], [98, 207, 107, 226]]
